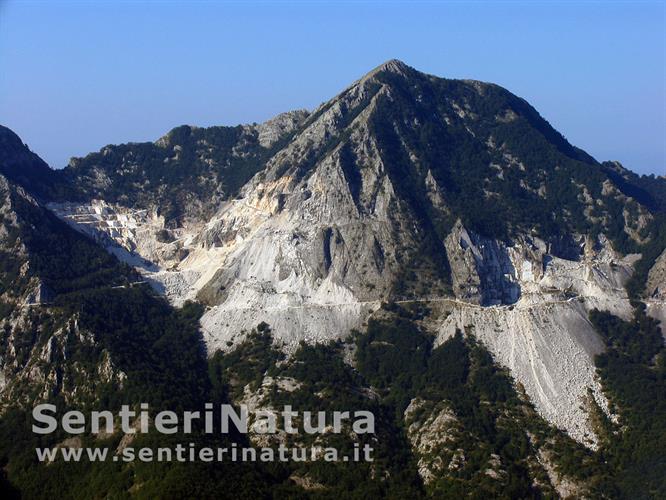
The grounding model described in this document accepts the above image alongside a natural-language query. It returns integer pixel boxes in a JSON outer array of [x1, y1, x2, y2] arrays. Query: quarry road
[[202, 294, 665, 313]]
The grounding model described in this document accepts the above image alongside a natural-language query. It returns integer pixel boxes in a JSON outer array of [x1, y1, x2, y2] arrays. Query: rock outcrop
[[647, 249, 666, 299]]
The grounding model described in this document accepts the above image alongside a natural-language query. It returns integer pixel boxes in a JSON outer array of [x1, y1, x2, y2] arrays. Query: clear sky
[[0, 1, 664, 175]]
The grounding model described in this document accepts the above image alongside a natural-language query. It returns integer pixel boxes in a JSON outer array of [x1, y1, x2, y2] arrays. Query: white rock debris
[[46, 191, 643, 447]]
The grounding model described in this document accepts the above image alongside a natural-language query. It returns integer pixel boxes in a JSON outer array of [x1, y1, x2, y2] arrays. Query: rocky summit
[[1, 60, 665, 497]]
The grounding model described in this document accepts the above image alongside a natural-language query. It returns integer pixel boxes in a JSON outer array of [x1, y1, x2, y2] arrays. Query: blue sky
[[0, 1, 664, 174]]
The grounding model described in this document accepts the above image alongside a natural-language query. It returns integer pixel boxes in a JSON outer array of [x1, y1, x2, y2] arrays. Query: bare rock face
[[438, 232, 635, 447], [445, 220, 522, 305], [440, 224, 636, 447], [46, 199, 207, 303], [404, 398, 463, 484], [646, 249, 666, 333], [194, 140, 412, 350], [23, 280, 54, 306], [647, 249, 666, 299], [255, 110, 310, 148]]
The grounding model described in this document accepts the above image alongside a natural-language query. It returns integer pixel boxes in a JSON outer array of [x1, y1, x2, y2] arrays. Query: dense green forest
[[589, 306, 666, 497]]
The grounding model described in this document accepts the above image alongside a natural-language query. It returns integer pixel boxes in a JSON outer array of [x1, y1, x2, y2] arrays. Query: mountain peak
[[361, 58, 413, 82], [376, 58, 409, 72]]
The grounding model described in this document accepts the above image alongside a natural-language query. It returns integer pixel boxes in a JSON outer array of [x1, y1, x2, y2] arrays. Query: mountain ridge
[[1, 59, 665, 451]]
